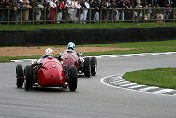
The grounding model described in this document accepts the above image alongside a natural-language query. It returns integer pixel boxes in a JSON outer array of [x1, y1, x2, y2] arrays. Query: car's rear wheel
[[83, 57, 91, 77], [68, 65, 78, 91], [63, 65, 69, 88], [24, 65, 33, 91], [63, 65, 68, 78], [16, 64, 24, 88], [90, 57, 97, 76]]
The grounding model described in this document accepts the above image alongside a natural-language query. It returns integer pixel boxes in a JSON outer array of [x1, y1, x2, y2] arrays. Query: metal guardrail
[[0, 7, 175, 24]]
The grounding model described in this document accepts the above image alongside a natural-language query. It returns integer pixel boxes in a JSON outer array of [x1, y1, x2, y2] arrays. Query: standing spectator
[[97, 0, 101, 22], [155, 4, 163, 22], [56, 0, 64, 23], [111, 0, 118, 20], [68, 0, 76, 22], [0, 0, 7, 22], [172, 0, 176, 7], [16, 0, 23, 24], [131, 0, 138, 8], [36, 0, 44, 23], [75, 0, 82, 22], [29, 0, 37, 21], [117, 0, 125, 20], [153, 0, 159, 7], [50, 0, 57, 24], [124, 0, 132, 20], [165, 6, 172, 20], [144, 4, 151, 20], [101, 0, 107, 22], [9, 0, 17, 23], [23, 0, 32, 23], [80, 0, 86, 23], [5, 0, 10, 22], [141, 0, 148, 7], [64, 0, 72, 21], [81, 0, 89, 23], [92, 0, 99, 23], [106, 0, 111, 21], [43, 0, 50, 22], [134, 5, 143, 21]]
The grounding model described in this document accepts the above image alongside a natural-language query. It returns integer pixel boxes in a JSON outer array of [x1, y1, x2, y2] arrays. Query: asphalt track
[[1, 54, 176, 118]]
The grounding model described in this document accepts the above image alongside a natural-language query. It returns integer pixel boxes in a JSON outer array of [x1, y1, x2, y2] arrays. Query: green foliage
[[123, 68, 176, 89]]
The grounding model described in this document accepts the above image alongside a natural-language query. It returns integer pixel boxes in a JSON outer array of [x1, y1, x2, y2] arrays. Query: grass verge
[[122, 68, 176, 90], [1, 40, 176, 62], [0, 55, 41, 62], [1, 22, 176, 30]]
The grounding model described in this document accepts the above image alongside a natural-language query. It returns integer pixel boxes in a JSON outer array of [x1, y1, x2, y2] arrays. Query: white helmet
[[67, 42, 75, 50], [45, 48, 54, 56]]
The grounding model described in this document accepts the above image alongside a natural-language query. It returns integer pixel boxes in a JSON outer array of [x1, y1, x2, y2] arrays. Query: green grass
[[1, 22, 176, 30], [123, 68, 176, 89], [81, 40, 176, 56], [1, 40, 176, 62], [0, 55, 41, 62]]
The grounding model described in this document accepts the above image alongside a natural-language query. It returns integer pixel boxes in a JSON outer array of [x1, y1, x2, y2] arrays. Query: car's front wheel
[[68, 65, 78, 91], [24, 65, 33, 91], [90, 57, 97, 76], [16, 64, 24, 88], [83, 57, 91, 77]]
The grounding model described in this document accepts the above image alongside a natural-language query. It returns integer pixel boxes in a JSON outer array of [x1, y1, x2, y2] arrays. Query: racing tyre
[[63, 65, 69, 82], [68, 65, 78, 91], [83, 57, 91, 77], [16, 64, 24, 88], [90, 57, 97, 76], [24, 65, 33, 91], [63, 65, 69, 88], [63, 65, 68, 74]]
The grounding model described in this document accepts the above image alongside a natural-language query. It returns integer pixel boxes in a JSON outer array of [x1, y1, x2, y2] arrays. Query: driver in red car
[[62, 42, 84, 64], [41, 48, 55, 59], [36, 48, 55, 63], [63, 42, 78, 55]]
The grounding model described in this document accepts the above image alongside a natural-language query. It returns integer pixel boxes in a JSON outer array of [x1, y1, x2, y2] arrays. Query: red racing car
[[16, 56, 78, 91], [60, 51, 97, 77]]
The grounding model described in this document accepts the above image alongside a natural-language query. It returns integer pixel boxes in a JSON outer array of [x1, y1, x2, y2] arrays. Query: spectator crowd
[[0, 0, 176, 24]]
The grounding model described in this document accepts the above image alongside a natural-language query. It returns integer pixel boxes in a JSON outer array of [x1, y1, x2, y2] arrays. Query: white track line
[[109, 80, 124, 84], [11, 52, 176, 62], [139, 87, 159, 92], [153, 89, 175, 94], [120, 83, 137, 87], [114, 81, 129, 85], [109, 55, 118, 58], [128, 85, 146, 89], [100, 75, 176, 96]]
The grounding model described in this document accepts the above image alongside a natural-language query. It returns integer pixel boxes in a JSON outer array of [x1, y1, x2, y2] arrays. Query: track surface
[[1, 54, 176, 118]]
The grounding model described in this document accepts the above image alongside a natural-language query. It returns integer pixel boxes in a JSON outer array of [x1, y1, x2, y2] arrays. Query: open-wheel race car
[[16, 56, 78, 91], [60, 51, 97, 77]]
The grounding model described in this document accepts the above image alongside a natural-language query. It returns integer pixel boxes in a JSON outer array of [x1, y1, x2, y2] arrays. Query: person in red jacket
[[50, 0, 57, 24]]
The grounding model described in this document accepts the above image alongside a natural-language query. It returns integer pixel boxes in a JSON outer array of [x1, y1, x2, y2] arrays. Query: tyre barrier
[[0, 27, 176, 46]]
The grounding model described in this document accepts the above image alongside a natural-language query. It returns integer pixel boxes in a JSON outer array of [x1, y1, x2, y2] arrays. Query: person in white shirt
[[68, 0, 81, 22], [68, 0, 75, 21], [36, 1, 44, 22], [74, 0, 82, 22], [82, 0, 89, 23]]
